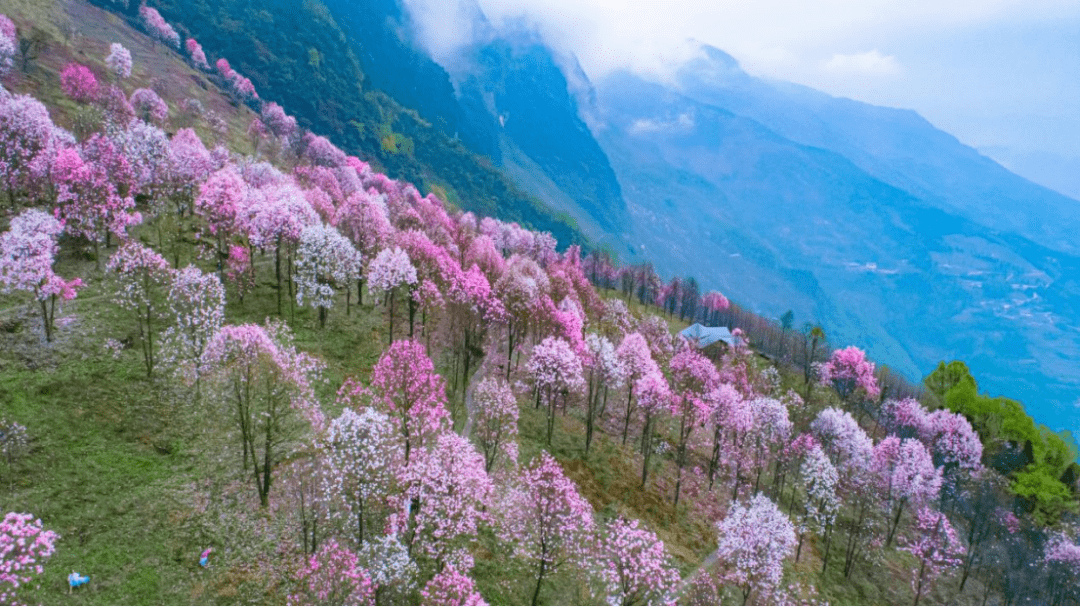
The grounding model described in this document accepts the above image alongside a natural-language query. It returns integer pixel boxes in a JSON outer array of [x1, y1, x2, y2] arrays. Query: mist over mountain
[[322, 0, 628, 236], [365, 0, 1080, 433], [595, 67, 1080, 433]]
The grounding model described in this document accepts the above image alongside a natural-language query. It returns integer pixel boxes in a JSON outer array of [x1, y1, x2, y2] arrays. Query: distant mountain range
[[592, 63, 1080, 434]]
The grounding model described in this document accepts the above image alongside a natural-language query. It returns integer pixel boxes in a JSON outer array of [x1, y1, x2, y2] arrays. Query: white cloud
[[628, 113, 695, 136], [820, 50, 900, 75], [397, 0, 1080, 190]]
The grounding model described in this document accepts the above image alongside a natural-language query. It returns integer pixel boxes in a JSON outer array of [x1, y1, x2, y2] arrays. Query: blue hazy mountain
[[591, 60, 1080, 433]]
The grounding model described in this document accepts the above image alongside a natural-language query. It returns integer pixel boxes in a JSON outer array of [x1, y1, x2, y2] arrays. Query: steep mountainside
[[319, 0, 629, 237], [89, 0, 582, 247], [453, 40, 628, 234]]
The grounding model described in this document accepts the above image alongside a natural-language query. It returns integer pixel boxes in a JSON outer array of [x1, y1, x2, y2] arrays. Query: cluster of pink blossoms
[[138, 6, 180, 49], [0, 512, 59, 605], [185, 38, 210, 71]]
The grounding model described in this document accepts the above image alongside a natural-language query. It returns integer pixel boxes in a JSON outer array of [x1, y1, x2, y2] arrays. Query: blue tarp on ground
[[679, 323, 736, 348]]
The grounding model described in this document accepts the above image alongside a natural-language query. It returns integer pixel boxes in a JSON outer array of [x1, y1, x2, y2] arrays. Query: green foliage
[[924, 360, 973, 399], [934, 360, 1079, 523], [1011, 467, 1079, 525], [780, 310, 794, 331]]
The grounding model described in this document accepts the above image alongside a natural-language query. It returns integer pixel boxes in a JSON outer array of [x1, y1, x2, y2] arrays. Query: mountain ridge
[[589, 65, 1080, 432]]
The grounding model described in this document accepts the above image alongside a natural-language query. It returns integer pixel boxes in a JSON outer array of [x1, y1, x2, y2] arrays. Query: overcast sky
[[402, 0, 1080, 199]]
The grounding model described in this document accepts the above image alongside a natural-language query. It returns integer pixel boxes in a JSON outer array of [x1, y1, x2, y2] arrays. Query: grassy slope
[[0, 2, 997, 605]]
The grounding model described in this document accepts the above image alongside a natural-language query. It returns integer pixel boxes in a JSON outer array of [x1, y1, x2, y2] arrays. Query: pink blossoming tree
[[494, 255, 550, 379], [501, 452, 594, 606], [201, 321, 324, 507], [54, 137, 141, 264], [669, 348, 720, 506], [1043, 532, 1080, 605], [818, 345, 880, 407], [470, 376, 519, 472], [0, 92, 65, 207], [0, 15, 14, 77], [139, 6, 180, 49], [129, 88, 168, 125], [794, 443, 839, 561], [583, 333, 625, 455], [420, 566, 487, 606], [635, 370, 670, 486], [185, 38, 210, 71], [323, 405, 402, 546], [367, 247, 417, 342], [615, 332, 660, 447], [105, 43, 132, 80], [526, 336, 585, 445], [594, 517, 681, 606], [0, 209, 82, 341], [0, 512, 59, 605], [160, 265, 225, 395], [368, 339, 449, 462], [107, 241, 173, 377], [900, 508, 964, 605], [195, 165, 248, 272], [393, 432, 493, 572], [60, 63, 99, 103], [287, 540, 374, 606], [714, 494, 796, 605], [873, 437, 943, 545], [293, 224, 362, 326]]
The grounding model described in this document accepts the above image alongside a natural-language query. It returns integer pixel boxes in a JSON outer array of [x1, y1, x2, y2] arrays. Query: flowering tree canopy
[[0, 512, 59, 605], [471, 376, 519, 472], [105, 43, 132, 80], [669, 347, 720, 506], [368, 339, 449, 462], [294, 223, 362, 324], [160, 265, 225, 384], [918, 409, 983, 473], [526, 336, 585, 445], [796, 443, 840, 547], [715, 494, 797, 605], [130, 88, 169, 124], [107, 241, 173, 376], [900, 508, 964, 605], [185, 38, 210, 71], [420, 566, 487, 606], [874, 437, 943, 544], [0, 15, 14, 77], [594, 517, 681, 606], [287, 540, 374, 606], [819, 346, 880, 401], [54, 136, 141, 250], [201, 322, 324, 506], [0, 92, 66, 206], [393, 431, 494, 571], [324, 406, 402, 546], [139, 6, 180, 49], [0, 209, 82, 341], [501, 452, 594, 606], [60, 63, 99, 103], [810, 407, 874, 480]]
